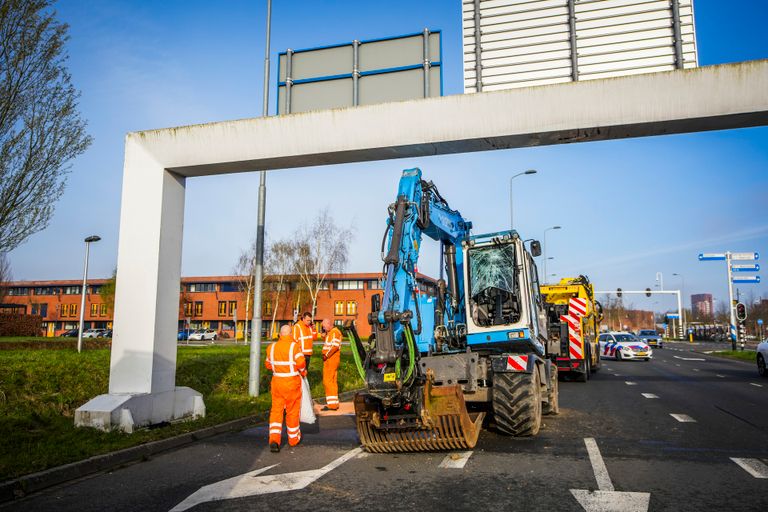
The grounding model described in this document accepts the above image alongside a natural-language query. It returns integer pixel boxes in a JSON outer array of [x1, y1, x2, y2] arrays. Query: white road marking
[[625, 381, 637, 386], [641, 393, 659, 399], [613, 373, 621, 377], [571, 438, 650, 511], [692, 369, 700, 372], [731, 458, 768, 479], [675, 364, 681, 367], [750, 383, 763, 388], [670, 414, 696, 423], [169, 447, 362, 511], [673, 356, 706, 361], [716, 374, 725, 378], [438, 451, 473, 469]]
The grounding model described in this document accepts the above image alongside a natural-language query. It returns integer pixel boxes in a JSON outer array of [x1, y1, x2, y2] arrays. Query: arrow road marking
[[169, 447, 362, 512], [641, 393, 659, 399], [674, 356, 706, 361], [438, 451, 473, 469], [670, 414, 696, 423], [731, 458, 768, 478], [570, 438, 650, 512]]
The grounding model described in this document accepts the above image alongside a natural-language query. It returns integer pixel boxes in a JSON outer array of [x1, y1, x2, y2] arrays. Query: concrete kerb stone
[[0, 388, 362, 504]]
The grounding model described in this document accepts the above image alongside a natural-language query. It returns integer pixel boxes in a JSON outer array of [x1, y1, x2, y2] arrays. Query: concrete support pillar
[[75, 135, 205, 432]]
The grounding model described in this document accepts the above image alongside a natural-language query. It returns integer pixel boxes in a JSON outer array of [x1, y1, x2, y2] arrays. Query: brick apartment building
[[1, 273, 437, 339], [691, 293, 714, 318]]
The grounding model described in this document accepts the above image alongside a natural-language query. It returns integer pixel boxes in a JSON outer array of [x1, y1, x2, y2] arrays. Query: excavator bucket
[[354, 379, 485, 453]]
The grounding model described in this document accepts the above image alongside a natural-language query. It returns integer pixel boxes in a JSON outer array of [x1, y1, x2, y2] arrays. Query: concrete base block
[[75, 387, 205, 432]]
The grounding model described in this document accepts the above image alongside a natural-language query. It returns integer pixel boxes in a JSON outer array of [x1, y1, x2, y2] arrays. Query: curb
[[0, 414, 262, 504], [0, 387, 362, 504]]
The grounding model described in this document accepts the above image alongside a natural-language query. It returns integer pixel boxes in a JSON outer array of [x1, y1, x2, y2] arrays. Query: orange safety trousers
[[266, 337, 306, 447]]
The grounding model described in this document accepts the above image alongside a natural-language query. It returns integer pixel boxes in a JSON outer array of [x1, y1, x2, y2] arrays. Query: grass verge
[[709, 350, 757, 362], [0, 344, 363, 481]]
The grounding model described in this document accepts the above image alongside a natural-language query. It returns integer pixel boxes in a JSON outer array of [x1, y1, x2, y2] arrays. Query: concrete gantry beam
[[76, 60, 768, 431]]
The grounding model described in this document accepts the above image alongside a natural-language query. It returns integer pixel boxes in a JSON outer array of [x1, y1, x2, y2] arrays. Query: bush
[[0, 314, 43, 337]]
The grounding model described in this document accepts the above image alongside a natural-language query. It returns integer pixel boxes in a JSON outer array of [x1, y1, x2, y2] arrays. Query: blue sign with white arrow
[[732, 275, 761, 284], [698, 253, 726, 261], [731, 263, 760, 272]]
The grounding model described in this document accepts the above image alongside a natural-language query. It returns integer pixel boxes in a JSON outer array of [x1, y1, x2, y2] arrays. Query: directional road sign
[[731, 252, 759, 261], [732, 276, 761, 284], [666, 313, 680, 319], [758, 319, 764, 326], [698, 253, 726, 261], [731, 263, 760, 272]]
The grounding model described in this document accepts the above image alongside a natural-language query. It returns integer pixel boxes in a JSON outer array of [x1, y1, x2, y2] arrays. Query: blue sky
[[7, 0, 768, 314]]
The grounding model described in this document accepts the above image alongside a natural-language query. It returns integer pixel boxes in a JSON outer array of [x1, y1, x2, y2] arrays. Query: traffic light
[[735, 302, 747, 322], [617, 288, 622, 298], [645, 287, 652, 297]]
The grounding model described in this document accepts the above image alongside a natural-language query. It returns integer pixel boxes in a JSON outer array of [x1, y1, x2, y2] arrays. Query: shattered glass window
[[469, 244, 517, 296]]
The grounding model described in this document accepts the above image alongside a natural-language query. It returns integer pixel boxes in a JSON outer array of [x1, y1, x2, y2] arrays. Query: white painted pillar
[[75, 136, 204, 432]]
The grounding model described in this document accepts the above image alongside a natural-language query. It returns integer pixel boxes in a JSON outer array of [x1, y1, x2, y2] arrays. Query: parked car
[[637, 329, 663, 348], [188, 329, 218, 342], [60, 329, 78, 337], [82, 328, 106, 338], [598, 331, 652, 361], [101, 329, 113, 338], [757, 340, 768, 377], [178, 330, 190, 341]]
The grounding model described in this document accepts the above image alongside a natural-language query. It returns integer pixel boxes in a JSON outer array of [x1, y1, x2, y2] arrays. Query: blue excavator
[[345, 168, 560, 452]]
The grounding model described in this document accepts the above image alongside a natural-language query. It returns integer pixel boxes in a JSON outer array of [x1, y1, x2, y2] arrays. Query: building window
[[7, 287, 29, 296], [183, 303, 193, 317], [346, 301, 358, 315], [334, 301, 344, 315], [100, 304, 107, 316], [91, 304, 99, 316], [194, 302, 203, 317], [187, 283, 216, 293], [219, 282, 239, 292], [228, 301, 237, 315], [90, 285, 102, 294], [264, 300, 272, 316], [334, 319, 344, 327], [367, 280, 383, 290], [61, 304, 78, 317], [34, 287, 57, 295], [318, 282, 329, 290], [218, 301, 227, 316], [63, 286, 82, 295], [335, 280, 364, 290]]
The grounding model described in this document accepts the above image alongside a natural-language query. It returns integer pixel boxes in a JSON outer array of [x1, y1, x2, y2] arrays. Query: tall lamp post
[[673, 272, 686, 338], [77, 235, 101, 353], [543, 226, 561, 281], [509, 169, 536, 230]]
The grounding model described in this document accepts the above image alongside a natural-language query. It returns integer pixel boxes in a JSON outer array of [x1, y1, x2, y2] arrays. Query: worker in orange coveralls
[[266, 324, 306, 453], [320, 318, 342, 411], [293, 312, 317, 375]]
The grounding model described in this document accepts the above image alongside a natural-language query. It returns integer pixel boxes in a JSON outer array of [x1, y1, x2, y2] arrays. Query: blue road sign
[[758, 319, 764, 326], [732, 276, 761, 284], [731, 263, 760, 272], [667, 313, 680, 319], [698, 253, 726, 261]]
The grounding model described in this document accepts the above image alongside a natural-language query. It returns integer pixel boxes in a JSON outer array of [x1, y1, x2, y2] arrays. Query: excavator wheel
[[543, 367, 559, 416], [492, 369, 542, 436]]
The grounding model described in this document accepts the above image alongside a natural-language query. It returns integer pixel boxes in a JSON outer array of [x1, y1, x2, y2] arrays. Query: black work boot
[[270, 442, 280, 453]]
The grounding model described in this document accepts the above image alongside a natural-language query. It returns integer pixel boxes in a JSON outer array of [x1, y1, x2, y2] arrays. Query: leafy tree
[[98, 269, 116, 315], [0, 0, 92, 252]]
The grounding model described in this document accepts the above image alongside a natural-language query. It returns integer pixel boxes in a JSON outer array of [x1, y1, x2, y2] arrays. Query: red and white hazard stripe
[[506, 355, 528, 371], [569, 297, 588, 317]]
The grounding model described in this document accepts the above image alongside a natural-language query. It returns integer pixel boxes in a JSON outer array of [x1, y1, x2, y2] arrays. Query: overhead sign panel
[[462, 0, 698, 93], [731, 252, 759, 261], [698, 253, 726, 261], [277, 30, 442, 115]]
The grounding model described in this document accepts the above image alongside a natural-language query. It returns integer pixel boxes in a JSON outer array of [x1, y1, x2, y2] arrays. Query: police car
[[598, 332, 652, 361]]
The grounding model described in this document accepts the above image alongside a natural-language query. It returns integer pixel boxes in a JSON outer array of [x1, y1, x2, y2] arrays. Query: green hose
[[348, 331, 366, 382], [403, 326, 416, 383]]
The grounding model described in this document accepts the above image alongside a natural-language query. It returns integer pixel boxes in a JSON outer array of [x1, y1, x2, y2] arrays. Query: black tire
[[543, 367, 559, 416], [758, 354, 767, 378], [492, 370, 542, 436], [575, 356, 589, 382], [615, 349, 623, 361]]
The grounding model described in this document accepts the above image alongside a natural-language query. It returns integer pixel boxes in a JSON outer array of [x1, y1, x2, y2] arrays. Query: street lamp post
[[509, 169, 536, 231], [77, 235, 101, 353], [673, 272, 686, 339], [543, 226, 561, 282]]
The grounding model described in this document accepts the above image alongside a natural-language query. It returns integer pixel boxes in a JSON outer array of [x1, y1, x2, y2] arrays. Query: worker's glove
[[322, 355, 327, 361], [300, 370, 307, 377]]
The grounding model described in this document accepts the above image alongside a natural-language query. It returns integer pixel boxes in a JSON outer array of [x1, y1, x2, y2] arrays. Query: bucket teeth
[[356, 412, 485, 453]]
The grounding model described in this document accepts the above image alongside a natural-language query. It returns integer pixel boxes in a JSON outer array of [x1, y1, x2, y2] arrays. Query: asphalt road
[[5, 345, 768, 512]]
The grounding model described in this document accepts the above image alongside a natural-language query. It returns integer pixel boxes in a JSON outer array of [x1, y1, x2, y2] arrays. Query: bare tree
[[0, 0, 92, 252], [0, 252, 11, 303], [293, 209, 354, 319], [264, 239, 296, 338], [234, 238, 258, 341]]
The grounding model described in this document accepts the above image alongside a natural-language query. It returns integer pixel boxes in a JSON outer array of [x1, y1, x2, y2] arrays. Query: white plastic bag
[[299, 376, 316, 424]]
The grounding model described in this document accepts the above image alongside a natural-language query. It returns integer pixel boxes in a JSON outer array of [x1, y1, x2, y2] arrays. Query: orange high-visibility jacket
[[322, 326, 342, 361], [266, 335, 307, 381], [293, 321, 316, 356]]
